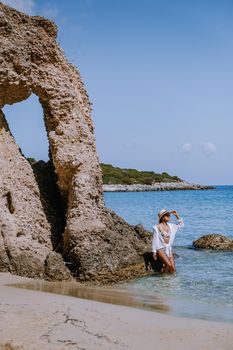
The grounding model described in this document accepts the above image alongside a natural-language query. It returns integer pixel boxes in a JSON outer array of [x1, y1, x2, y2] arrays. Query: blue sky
[[2, 0, 233, 185]]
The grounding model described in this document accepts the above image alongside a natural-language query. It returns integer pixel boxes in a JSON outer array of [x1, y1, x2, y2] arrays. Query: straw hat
[[158, 208, 171, 221]]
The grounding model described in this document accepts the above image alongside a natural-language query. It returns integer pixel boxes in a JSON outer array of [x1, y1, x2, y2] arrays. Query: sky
[[2, 0, 233, 185]]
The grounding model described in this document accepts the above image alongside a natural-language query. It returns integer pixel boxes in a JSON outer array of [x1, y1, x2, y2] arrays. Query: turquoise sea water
[[104, 186, 233, 323]]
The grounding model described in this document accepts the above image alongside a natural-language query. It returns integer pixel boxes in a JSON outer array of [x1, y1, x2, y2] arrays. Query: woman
[[152, 209, 184, 273]]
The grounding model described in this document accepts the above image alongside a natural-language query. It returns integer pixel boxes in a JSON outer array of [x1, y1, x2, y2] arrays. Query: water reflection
[[8, 280, 170, 313], [7, 277, 233, 323]]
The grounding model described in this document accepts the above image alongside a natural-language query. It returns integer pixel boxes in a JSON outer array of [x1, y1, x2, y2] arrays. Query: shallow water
[[9, 280, 170, 314], [104, 185, 233, 322], [9, 186, 233, 324]]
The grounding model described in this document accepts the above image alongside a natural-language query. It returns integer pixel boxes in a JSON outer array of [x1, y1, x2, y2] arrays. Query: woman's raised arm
[[170, 210, 184, 231]]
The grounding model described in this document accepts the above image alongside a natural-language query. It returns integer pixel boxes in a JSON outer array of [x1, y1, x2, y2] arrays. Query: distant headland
[[100, 163, 214, 192]]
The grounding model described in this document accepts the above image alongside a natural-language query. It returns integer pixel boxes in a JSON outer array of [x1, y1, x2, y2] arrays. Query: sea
[[104, 185, 233, 323]]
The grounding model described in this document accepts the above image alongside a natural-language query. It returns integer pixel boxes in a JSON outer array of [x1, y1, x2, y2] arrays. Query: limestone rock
[[193, 234, 233, 251], [0, 342, 25, 350], [65, 209, 151, 282], [0, 3, 150, 282], [0, 110, 52, 278], [44, 252, 72, 281], [103, 182, 214, 192], [30, 160, 66, 250]]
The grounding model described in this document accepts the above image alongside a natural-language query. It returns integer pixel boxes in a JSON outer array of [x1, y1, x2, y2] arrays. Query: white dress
[[152, 218, 184, 257]]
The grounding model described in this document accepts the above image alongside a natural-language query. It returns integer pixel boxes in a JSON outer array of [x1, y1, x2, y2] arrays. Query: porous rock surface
[[0, 110, 56, 278], [0, 3, 150, 282], [193, 234, 233, 251]]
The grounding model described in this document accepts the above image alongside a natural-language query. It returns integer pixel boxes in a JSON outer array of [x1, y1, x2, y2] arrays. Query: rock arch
[[0, 2, 150, 282], [4, 93, 50, 161]]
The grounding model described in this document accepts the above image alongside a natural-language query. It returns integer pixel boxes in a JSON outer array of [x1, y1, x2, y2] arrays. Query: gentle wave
[[104, 185, 233, 322]]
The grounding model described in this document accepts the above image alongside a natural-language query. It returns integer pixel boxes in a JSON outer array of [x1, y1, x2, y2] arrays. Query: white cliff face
[[0, 3, 150, 282], [103, 182, 213, 192]]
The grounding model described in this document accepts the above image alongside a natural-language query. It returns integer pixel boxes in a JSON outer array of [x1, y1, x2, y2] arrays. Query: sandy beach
[[0, 2, 232, 350], [0, 273, 232, 350]]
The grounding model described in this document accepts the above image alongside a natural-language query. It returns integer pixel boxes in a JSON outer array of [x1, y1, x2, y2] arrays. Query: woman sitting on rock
[[152, 209, 184, 273]]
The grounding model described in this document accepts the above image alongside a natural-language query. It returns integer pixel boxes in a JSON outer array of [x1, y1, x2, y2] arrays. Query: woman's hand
[[170, 210, 180, 219], [153, 252, 157, 260]]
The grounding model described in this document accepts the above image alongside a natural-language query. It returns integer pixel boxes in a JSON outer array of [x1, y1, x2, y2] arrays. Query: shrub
[[100, 163, 182, 185]]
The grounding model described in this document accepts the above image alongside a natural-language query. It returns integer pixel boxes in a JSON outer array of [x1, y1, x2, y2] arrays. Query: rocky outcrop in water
[[193, 234, 233, 251], [0, 3, 150, 282], [103, 182, 214, 192]]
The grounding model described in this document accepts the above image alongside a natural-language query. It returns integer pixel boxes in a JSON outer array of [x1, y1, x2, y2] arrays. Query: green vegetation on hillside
[[100, 163, 182, 185], [27, 159, 182, 185], [27, 157, 37, 165]]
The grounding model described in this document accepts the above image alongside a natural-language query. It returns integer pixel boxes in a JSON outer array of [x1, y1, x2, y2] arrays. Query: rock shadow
[[29, 158, 67, 252]]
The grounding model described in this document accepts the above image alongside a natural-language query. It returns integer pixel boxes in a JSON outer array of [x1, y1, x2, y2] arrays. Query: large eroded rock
[[0, 110, 51, 277], [0, 3, 150, 282], [193, 234, 233, 251]]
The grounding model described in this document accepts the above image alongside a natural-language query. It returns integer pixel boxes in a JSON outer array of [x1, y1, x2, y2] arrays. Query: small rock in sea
[[193, 234, 233, 251]]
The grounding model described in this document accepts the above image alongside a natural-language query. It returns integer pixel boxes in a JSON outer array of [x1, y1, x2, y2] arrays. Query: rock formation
[[0, 2, 150, 282], [103, 182, 214, 192], [193, 234, 233, 251], [0, 110, 48, 276]]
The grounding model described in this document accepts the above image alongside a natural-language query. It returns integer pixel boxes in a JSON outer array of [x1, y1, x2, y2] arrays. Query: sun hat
[[158, 208, 171, 221]]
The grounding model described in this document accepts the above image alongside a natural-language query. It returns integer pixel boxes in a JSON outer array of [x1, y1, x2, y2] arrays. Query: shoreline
[[1, 273, 233, 350], [103, 181, 214, 192]]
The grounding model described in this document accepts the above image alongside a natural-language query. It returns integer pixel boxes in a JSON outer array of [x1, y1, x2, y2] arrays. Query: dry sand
[[0, 273, 232, 350]]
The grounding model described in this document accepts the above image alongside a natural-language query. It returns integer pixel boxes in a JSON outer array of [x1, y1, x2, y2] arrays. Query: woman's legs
[[169, 254, 176, 272], [156, 249, 175, 273]]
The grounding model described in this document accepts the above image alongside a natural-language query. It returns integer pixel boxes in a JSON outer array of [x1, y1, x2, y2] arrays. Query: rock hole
[[16, 231, 25, 237], [3, 93, 49, 160], [4, 191, 14, 214]]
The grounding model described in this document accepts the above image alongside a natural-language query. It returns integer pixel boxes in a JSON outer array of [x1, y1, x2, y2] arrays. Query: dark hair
[[159, 213, 170, 223]]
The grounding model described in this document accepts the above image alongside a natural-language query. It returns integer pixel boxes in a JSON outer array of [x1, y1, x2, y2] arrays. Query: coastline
[[1, 273, 233, 350], [103, 181, 214, 192]]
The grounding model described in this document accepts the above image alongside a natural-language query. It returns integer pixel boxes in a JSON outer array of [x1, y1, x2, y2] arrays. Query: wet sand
[[0, 273, 233, 350]]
